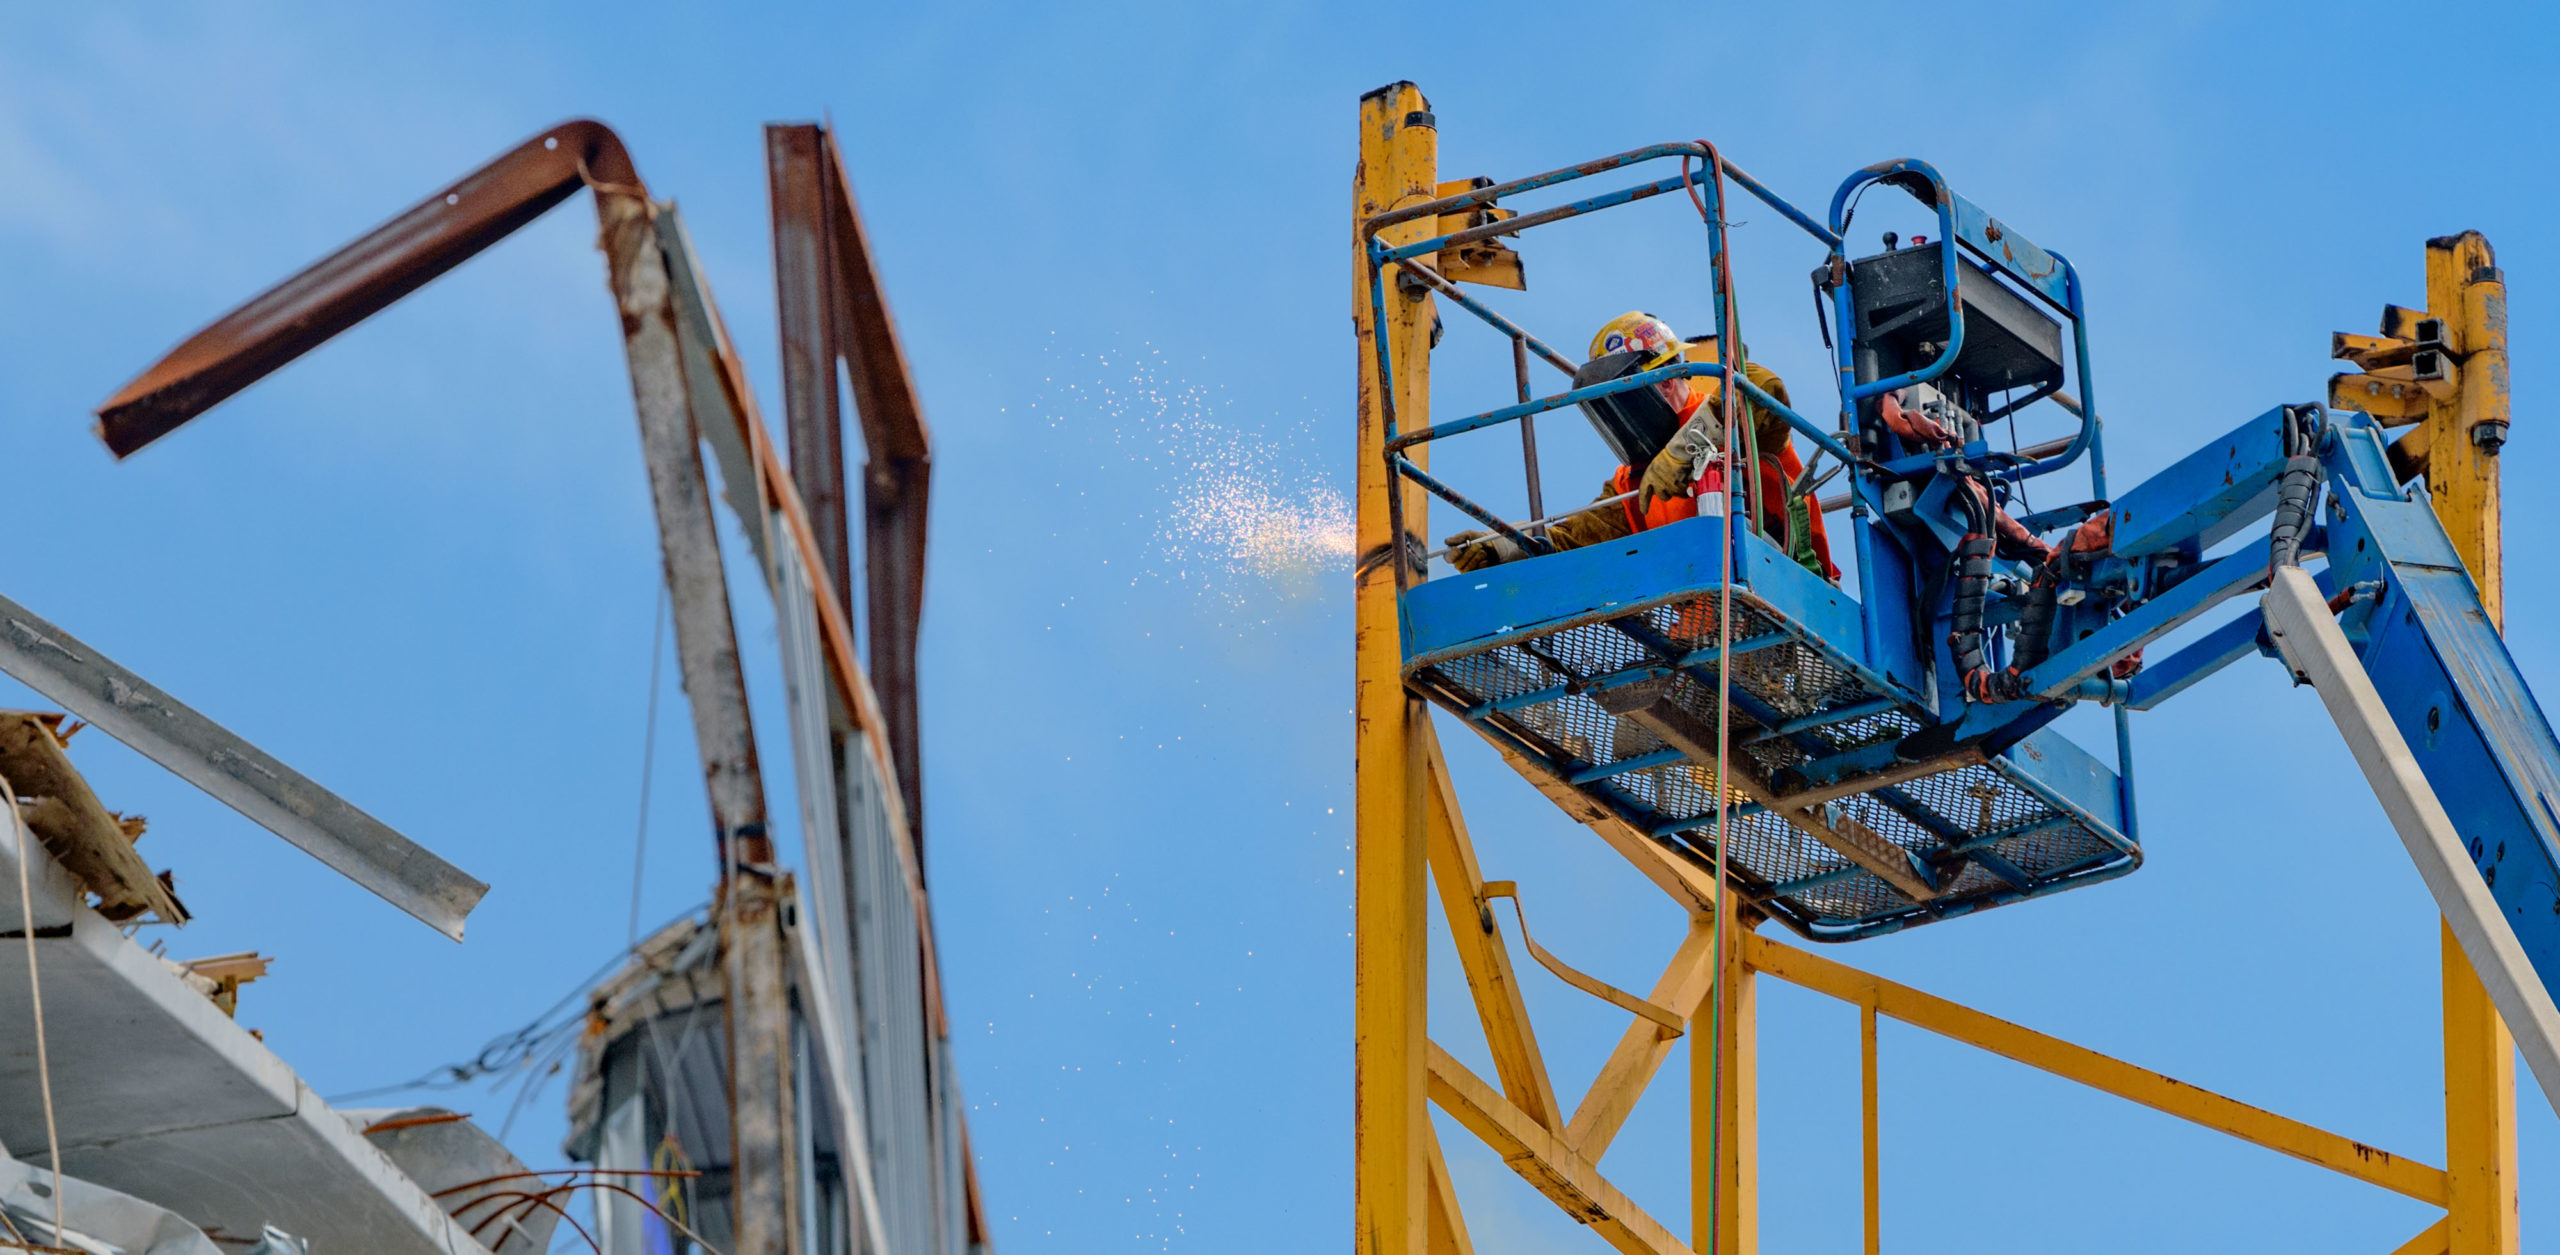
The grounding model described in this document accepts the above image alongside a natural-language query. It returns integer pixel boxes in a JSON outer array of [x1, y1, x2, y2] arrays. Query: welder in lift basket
[[1441, 311, 1840, 584]]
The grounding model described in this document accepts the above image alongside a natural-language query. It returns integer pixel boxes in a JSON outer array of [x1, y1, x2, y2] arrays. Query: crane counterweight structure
[[1355, 82, 2536, 1254]]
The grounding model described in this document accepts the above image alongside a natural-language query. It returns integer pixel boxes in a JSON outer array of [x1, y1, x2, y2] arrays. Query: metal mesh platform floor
[[1405, 550, 2138, 941]]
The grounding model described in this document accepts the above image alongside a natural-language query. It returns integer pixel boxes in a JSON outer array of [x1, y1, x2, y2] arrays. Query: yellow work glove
[[1637, 412, 1723, 514], [1544, 499, 1636, 552], [1442, 529, 1526, 573]]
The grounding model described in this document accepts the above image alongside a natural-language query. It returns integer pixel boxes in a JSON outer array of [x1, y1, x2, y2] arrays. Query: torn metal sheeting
[[0, 592, 485, 940]]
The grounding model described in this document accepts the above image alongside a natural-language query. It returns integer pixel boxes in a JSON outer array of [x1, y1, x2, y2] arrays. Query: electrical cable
[[326, 904, 709, 1105], [6, 772, 62, 1244], [1684, 141, 1742, 1252], [628, 580, 669, 951]]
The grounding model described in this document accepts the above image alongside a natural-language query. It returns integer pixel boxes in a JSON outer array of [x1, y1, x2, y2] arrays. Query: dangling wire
[[627, 580, 669, 950], [1684, 141, 1742, 1252], [8, 770, 64, 1245]]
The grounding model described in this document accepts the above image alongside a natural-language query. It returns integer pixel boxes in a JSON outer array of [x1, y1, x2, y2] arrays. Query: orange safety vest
[[1610, 447, 1839, 581]]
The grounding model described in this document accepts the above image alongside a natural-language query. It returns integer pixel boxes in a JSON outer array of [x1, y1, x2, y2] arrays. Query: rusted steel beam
[[766, 125, 857, 611], [818, 127, 934, 865], [95, 120, 804, 1255], [588, 169, 805, 1255], [94, 120, 640, 458]]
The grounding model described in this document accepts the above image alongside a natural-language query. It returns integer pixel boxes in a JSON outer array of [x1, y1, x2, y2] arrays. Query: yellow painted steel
[[2397, 1218, 2454, 1255], [1424, 1121, 1477, 1255], [1354, 81, 1437, 1255], [1860, 1003, 1879, 1255], [1427, 1043, 1696, 1255], [2421, 231, 2517, 1255], [1565, 917, 1716, 1159], [1742, 930, 2452, 1205], [1422, 723, 1564, 1131], [2332, 370, 2436, 422], [1345, 82, 2519, 1250]]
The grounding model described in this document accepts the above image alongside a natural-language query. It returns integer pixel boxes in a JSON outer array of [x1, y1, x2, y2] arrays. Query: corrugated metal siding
[[845, 724, 939, 1254], [773, 527, 962, 1255], [656, 216, 978, 1254]]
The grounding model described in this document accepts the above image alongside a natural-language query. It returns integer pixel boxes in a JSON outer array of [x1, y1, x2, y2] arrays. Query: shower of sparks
[[1161, 466, 1352, 587], [1027, 338, 1352, 616]]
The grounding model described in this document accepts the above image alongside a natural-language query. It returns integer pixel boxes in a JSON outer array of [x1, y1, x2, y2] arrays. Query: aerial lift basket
[[1402, 514, 2133, 943]]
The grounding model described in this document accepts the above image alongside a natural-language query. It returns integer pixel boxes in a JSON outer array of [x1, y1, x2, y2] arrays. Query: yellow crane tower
[[1353, 81, 2522, 1254]]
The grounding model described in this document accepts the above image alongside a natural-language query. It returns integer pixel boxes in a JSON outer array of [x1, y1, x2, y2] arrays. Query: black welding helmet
[[1576, 311, 1688, 466], [1574, 350, 1685, 467]]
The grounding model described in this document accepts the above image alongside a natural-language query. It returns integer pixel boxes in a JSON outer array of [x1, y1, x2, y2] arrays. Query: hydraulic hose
[[1945, 483, 2031, 703], [2268, 404, 2325, 572]]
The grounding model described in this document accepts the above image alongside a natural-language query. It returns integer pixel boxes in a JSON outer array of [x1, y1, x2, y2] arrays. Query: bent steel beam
[[766, 122, 934, 862], [94, 120, 640, 457], [92, 119, 803, 1255], [0, 590, 485, 940]]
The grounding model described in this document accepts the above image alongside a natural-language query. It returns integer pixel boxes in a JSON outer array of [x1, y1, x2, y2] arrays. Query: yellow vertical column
[[1694, 906, 1757, 1255], [1354, 81, 1437, 1255], [2426, 231, 2517, 1255]]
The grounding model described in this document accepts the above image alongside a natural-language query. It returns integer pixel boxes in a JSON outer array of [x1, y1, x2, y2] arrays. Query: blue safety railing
[[1357, 141, 2105, 627], [1363, 140, 2136, 886]]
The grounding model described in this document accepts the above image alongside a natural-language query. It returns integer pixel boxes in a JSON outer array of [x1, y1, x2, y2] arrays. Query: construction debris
[[0, 711, 184, 926], [344, 1105, 560, 1255], [161, 952, 268, 1018]]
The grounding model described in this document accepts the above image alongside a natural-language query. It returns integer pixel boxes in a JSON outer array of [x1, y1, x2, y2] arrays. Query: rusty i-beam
[[764, 122, 934, 868], [94, 120, 808, 1255]]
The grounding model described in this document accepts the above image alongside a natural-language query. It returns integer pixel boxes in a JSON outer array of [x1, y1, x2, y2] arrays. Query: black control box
[[1845, 242, 2065, 395]]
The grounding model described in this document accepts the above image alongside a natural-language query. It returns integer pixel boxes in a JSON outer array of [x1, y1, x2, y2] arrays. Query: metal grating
[[1414, 588, 2136, 941]]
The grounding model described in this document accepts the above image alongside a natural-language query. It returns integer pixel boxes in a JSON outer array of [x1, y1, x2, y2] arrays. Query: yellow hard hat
[[1588, 311, 1683, 370]]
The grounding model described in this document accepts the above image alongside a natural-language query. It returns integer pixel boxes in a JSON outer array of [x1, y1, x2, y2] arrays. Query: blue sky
[[2, 2, 2557, 1251]]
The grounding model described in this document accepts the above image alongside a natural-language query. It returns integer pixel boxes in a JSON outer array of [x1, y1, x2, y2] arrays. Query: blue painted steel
[[1365, 142, 1839, 261], [1401, 515, 1869, 678], [1748, 696, 1899, 743], [1948, 192, 2070, 310], [2111, 407, 2292, 560], [1389, 360, 1727, 453], [1653, 803, 1766, 838], [1731, 373, 1858, 465], [1570, 747, 1692, 785], [2125, 608, 2268, 711], [2038, 246, 2104, 492], [1387, 255, 1580, 376], [1675, 629, 1795, 669], [1365, 242, 1401, 439], [1393, 457, 1544, 556], [1371, 141, 2161, 940], [2022, 549, 2271, 697], [1400, 508, 2134, 940], [1826, 161, 1966, 401], [2322, 468, 2560, 1011], [2365, 569, 2560, 975]]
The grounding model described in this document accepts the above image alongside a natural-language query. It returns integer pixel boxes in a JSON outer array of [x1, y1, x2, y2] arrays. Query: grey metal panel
[[0, 590, 485, 940], [657, 196, 966, 1254], [0, 823, 497, 1253], [937, 1037, 970, 1255], [846, 734, 938, 1253], [777, 536, 892, 1255], [658, 208, 776, 579]]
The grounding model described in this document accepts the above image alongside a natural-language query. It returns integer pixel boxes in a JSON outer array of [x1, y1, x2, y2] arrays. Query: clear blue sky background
[[3, 3, 2557, 1251]]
